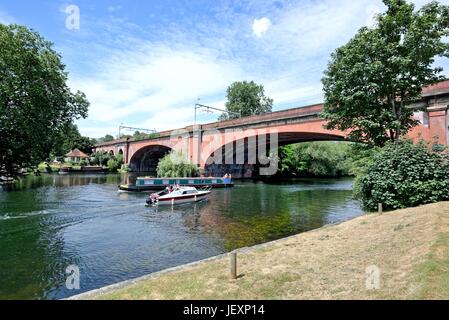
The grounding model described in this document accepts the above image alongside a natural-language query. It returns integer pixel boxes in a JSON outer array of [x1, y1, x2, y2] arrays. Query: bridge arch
[[129, 145, 173, 174], [204, 131, 348, 178]]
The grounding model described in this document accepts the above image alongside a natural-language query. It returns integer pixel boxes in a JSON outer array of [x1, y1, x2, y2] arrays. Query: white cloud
[[107, 5, 122, 13], [69, 0, 449, 137], [252, 17, 271, 37], [70, 43, 243, 135], [268, 85, 323, 107]]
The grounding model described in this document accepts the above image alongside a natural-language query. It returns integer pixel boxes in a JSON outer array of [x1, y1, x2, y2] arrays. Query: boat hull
[[154, 193, 209, 205]]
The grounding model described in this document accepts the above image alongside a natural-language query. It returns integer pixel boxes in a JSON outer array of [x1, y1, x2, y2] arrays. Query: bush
[[356, 140, 449, 211], [116, 153, 124, 165], [91, 151, 110, 166], [107, 159, 120, 172], [157, 150, 199, 178]]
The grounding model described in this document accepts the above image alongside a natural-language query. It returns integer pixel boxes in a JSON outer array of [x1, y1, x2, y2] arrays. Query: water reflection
[[0, 174, 362, 299]]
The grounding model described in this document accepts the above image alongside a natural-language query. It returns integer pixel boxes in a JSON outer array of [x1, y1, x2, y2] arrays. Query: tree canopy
[[219, 81, 273, 121], [97, 135, 115, 143], [51, 123, 96, 157], [322, 0, 449, 146], [0, 24, 89, 176], [156, 150, 199, 178]]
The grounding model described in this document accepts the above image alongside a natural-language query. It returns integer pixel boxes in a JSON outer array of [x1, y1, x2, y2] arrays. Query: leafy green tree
[[115, 153, 124, 166], [356, 140, 449, 211], [98, 135, 115, 143], [157, 150, 199, 177], [133, 131, 148, 141], [51, 123, 94, 157], [0, 24, 89, 176], [219, 81, 273, 121], [322, 0, 449, 147], [107, 158, 120, 172], [278, 142, 353, 177], [91, 151, 110, 166]]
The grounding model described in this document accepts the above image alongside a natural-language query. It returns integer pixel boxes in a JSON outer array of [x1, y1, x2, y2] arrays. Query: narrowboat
[[119, 177, 234, 192]]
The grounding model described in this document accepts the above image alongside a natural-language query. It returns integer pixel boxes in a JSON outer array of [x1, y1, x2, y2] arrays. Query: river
[[0, 174, 362, 300]]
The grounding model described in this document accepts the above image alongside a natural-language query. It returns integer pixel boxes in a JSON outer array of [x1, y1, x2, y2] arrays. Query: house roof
[[65, 148, 89, 158]]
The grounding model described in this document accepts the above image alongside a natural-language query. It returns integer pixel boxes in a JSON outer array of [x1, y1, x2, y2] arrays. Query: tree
[[156, 150, 199, 178], [51, 123, 94, 157], [98, 135, 115, 143], [322, 0, 449, 147], [219, 81, 273, 121], [277, 142, 353, 177], [107, 158, 120, 172], [0, 24, 89, 176]]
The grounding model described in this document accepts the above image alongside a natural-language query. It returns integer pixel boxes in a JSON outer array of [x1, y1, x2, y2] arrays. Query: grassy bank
[[78, 202, 449, 300]]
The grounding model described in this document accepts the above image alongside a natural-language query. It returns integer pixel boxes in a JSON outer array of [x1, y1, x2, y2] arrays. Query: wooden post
[[378, 203, 383, 214], [230, 251, 237, 279]]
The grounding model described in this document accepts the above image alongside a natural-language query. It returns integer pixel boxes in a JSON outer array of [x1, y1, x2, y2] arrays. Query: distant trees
[[90, 151, 124, 172], [219, 81, 273, 121], [97, 135, 115, 143], [322, 0, 449, 147], [278, 142, 353, 177], [0, 24, 89, 176], [277, 142, 380, 178]]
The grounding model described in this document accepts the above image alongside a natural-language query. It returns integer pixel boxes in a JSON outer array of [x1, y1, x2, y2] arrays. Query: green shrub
[[357, 140, 449, 211], [157, 150, 199, 178], [91, 151, 110, 166], [116, 153, 124, 165], [120, 164, 130, 173], [107, 159, 120, 172]]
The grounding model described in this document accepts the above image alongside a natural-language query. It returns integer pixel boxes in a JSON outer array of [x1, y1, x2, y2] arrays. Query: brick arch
[[198, 120, 349, 168], [202, 130, 349, 177], [129, 144, 173, 173]]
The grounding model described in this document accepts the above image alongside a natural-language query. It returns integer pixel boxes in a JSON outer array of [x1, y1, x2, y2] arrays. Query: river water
[[0, 174, 362, 300]]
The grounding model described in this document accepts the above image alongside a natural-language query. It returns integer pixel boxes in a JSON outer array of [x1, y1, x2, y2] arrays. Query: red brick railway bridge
[[94, 81, 449, 177]]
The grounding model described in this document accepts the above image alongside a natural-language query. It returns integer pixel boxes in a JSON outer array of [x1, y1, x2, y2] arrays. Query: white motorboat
[[146, 186, 211, 206]]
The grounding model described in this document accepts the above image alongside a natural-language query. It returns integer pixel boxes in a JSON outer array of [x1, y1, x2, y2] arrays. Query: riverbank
[[70, 202, 449, 300]]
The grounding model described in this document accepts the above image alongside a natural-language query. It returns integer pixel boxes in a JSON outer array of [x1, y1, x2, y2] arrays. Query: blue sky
[[1, 0, 448, 138]]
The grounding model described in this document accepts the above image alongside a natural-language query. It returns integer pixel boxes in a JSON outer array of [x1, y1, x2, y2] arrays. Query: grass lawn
[[75, 202, 449, 300]]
